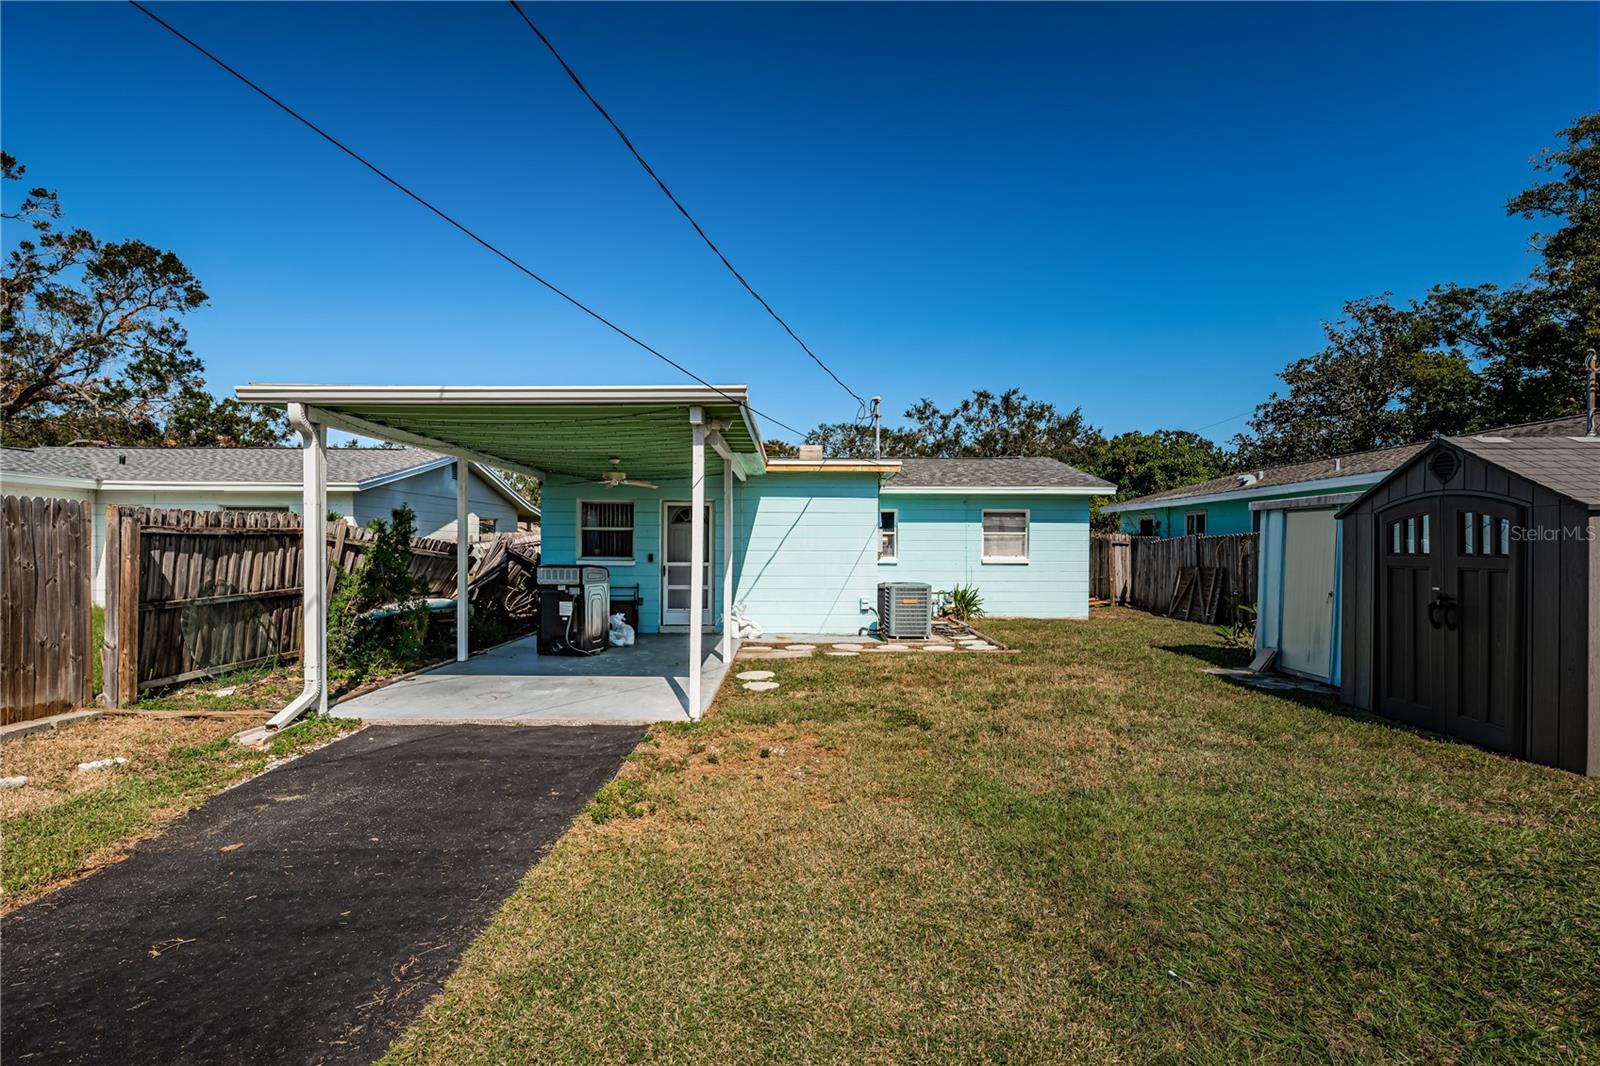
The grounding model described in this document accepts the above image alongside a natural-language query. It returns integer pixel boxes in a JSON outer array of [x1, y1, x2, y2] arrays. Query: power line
[[126, 0, 809, 441], [507, 0, 868, 417]]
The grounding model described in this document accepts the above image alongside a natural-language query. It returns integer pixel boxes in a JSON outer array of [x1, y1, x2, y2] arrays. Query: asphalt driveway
[[2, 724, 642, 1065]]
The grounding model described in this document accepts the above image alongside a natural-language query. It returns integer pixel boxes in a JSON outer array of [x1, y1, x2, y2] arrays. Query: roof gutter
[[881, 484, 1111, 496], [1100, 470, 1390, 513]]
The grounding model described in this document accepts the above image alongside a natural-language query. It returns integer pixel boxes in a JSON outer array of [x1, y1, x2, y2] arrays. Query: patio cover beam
[[306, 405, 548, 482], [722, 456, 735, 661]]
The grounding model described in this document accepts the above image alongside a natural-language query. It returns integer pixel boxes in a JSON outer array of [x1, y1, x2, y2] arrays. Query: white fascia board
[[1100, 471, 1389, 513], [765, 458, 904, 470], [880, 484, 1111, 496], [236, 383, 752, 406], [353, 455, 457, 491], [468, 463, 541, 517], [0, 472, 99, 490], [97, 481, 364, 492]]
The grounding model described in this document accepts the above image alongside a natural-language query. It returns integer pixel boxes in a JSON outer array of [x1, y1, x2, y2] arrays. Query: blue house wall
[[879, 493, 1091, 618], [542, 471, 1092, 635]]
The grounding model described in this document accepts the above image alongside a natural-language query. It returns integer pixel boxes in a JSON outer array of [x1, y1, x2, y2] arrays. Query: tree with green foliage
[[806, 388, 1103, 470], [1235, 114, 1598, 465], [1092, 429, 1237, 529], [1, 153, 284, 447]]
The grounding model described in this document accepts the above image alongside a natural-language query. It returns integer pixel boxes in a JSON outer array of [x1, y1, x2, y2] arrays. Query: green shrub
[[328, 505, 429, 677], [944, 583, 985, 622]]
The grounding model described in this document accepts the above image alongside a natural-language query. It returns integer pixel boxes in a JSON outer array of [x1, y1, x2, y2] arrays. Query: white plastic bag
[[608, 612, 636, 647]]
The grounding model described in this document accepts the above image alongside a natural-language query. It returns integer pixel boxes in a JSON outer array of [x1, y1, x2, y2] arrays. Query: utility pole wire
[[126, 0, 810, 440], [508, 0, 868, 417]]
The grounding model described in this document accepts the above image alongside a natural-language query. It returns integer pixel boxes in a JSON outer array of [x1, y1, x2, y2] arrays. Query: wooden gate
[[2, 496, 94, 723]]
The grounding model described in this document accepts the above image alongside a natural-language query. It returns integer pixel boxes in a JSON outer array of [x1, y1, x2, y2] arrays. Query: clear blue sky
[[3, 2, 1595, 444]]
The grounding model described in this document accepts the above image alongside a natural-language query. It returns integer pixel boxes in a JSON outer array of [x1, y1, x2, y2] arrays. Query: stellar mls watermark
[[1509, 524, 1597, 543]]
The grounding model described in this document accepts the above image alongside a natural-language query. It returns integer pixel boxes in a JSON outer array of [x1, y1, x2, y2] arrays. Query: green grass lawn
[[385, 610, 1600, 1064]]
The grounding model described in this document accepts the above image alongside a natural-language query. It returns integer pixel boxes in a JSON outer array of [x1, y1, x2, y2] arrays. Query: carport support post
[[292, 404, 328, 716], [689, 407, 706, 718], [721, 456, 734, 661], [456, 458, 470, 663]]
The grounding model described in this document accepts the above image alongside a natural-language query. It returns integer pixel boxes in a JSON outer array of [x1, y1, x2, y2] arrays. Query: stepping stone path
[[736, 670, 775, 681], [831, 643, 863, 650], [782, 644, 817, 651], [741, 646, 772, 653], [922, 644, 957, 652], [871, 643, 910, 652], [826, 650, 859, 657], [742, 681, 781, 692]]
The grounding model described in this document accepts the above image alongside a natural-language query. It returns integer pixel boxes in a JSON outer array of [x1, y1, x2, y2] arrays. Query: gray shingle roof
[[1, 446, 446, 486], [1448, 434, 1600, 507], [1109, 415, 1589, 508], [884, 457, 1114, 491]]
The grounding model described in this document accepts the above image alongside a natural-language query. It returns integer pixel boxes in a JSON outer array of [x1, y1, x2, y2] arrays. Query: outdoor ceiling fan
[[592, 457, 658, 490]]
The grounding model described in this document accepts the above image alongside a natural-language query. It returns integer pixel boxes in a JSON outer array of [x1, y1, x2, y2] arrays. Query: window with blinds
[[579, 500, 635, 559], [981, 510, 1029, 562]]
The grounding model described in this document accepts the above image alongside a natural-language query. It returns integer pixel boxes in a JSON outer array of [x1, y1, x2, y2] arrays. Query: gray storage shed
[[1336, 433, 1600, 775]]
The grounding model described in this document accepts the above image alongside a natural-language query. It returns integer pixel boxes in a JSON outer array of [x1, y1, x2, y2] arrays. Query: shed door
[[1375, 496, 1524, 754], [1377, 501, 1440, 727], [1439, 499, 1523, 754], [1279, 509, 1337, 679]]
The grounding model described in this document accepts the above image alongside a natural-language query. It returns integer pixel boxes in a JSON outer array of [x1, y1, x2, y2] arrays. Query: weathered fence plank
[[1092, 531, 1257, 622], [2, 496, 93, 723], [100, 507, 488, 703]]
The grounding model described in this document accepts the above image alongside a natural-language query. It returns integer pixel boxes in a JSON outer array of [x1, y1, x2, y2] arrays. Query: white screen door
[[661, 502, 713, 627]]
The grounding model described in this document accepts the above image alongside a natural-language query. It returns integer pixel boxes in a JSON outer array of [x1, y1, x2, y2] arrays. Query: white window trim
[[878, 508, 899, 563], [1185, 510, 1207, 536], [576, 498, 637, 564], [980, 508, 1030, 564]]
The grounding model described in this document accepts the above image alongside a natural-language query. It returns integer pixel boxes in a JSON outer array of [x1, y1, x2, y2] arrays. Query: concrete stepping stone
[[871, 643, 910, 652], [825, 650, 859, 657], [736, 670, 775, 681], [831, 642, 864, 650], [782, 643, 817, 651], [742, 680, 780, 692], [741, 646, 772, 653], [922, 644, 957, 652]]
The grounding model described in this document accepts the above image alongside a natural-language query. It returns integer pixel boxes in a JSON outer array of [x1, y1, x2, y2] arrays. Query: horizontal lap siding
[[352, 466, 516, 539], [883, 494, 1090, 618], [540, 476, 731, 635], [736, 474, 879, 634]]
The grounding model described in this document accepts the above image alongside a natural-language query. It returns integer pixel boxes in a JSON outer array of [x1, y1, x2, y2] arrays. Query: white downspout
[[268, 403, 327, 729], [456, 458, 470, 662]]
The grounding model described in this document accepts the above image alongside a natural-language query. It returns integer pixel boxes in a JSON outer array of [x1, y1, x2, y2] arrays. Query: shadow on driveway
[[2, 724, 642, 1065]]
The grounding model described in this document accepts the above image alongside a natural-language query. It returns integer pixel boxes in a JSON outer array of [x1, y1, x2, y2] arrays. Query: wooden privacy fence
[[1092, 531, 1258, 621], [2, 496, 94, 724], [101, 506, 463, 704], [1091, 533, 1131, 603]]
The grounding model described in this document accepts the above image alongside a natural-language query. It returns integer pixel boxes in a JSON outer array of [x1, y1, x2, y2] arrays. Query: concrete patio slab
[[333, 634, 731, 724]]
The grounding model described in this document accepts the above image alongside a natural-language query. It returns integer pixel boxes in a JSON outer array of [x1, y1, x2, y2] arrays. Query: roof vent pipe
[[871, 396, 882, 459], [1333, 457, 1341, 472]]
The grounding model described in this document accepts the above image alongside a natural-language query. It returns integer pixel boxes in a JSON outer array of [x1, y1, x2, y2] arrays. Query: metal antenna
[[1587, 349, 1597, 438]]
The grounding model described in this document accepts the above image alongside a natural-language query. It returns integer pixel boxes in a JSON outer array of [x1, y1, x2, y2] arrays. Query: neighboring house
[[538, 452, 1113, 634], [0, 446, 538, 605], [1104, 415, 1586, 693], [1337, 431, 1599, 775]]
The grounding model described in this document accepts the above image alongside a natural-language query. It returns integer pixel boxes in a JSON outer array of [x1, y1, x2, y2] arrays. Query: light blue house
[[233, 382, 1114, 724], [540, 453, 1113, 636]]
